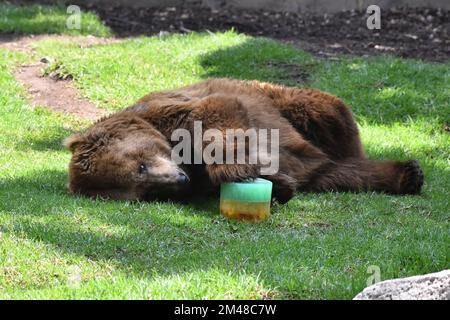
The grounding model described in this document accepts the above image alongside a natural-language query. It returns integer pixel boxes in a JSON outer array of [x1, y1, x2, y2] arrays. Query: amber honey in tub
[[220, 179, 273, 222]]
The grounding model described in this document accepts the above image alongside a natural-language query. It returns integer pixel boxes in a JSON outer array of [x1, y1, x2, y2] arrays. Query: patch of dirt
[[14, 62, 107, 120], [0, 34, 116, 120], [0, 33, 120, 53], [87, 4, 449, 62]]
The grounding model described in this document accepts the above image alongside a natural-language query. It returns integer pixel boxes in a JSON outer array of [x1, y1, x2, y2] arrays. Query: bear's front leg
[[205, 163, 259, 185], [188, 94, 262, 185]]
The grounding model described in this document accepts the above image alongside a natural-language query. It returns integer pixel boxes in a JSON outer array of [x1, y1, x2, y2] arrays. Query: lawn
[[0, 3, 110, 36], [0, 5, 449, 299]]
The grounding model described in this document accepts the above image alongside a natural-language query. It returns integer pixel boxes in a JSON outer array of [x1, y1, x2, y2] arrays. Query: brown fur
[[65, 78, 424, 203]]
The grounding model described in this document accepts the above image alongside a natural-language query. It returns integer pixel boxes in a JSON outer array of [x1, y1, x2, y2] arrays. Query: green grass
[[35, 32, 314, 110], [0, 8, 449, 299], [0, 3, 110, 36]]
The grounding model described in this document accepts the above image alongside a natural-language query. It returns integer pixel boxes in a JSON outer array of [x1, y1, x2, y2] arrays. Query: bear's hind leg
[[304, 158, 424, 194], [273, 88, 365, 160]]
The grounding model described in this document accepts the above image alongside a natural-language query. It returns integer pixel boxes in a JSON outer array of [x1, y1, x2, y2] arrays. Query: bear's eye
[[138, 163, 147, 174]]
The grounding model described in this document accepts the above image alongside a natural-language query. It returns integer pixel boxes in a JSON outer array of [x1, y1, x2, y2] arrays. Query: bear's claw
[[398, 160, 424, 194]]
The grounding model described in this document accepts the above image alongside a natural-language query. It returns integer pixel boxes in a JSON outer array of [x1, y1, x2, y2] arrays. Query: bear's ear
[[63, 134, 85, 153]]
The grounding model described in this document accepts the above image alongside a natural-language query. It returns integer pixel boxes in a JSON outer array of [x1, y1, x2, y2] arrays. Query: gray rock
[[354, 270, 450, 300]]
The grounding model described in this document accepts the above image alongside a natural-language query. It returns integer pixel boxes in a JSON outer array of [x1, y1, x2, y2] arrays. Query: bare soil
[[0, 34, 115, 120], [89, 4, 449, 62], [14, 61, 107, 120]]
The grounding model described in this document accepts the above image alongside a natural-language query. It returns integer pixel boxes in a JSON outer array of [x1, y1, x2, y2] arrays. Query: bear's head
[[64, 116, 190, 201]]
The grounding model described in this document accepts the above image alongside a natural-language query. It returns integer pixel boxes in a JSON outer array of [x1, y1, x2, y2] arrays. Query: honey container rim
[[220, 178, 273, 203]]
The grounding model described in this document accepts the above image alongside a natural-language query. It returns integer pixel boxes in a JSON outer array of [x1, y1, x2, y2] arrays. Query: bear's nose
[[176, 172, 190, 184]]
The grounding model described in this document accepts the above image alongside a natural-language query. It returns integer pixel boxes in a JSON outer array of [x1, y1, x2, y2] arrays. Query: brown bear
[[64, 78, 423, 203]]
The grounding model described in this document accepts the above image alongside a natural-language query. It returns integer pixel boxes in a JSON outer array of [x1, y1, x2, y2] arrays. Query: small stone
[[405, 34, 418, 40], [374, 44, 395, 52], [40, 57, 51, 64], [158, 31, 170, 38]]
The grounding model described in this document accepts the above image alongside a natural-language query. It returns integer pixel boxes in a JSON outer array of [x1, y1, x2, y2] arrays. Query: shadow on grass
[[0, 169, 310, 296], [199, 37, 318, 86], [198, 39, 449, 126], [18, 134, 68, 152], [0, 159, 448, 298], [10, 124, 76, 152]]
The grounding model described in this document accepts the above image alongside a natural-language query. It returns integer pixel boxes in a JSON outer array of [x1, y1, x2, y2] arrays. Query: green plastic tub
[[220, 178, 273, 222]]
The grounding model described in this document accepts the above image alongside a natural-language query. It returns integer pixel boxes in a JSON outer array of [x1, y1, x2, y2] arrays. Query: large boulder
[[354, 270, 450, 300]]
